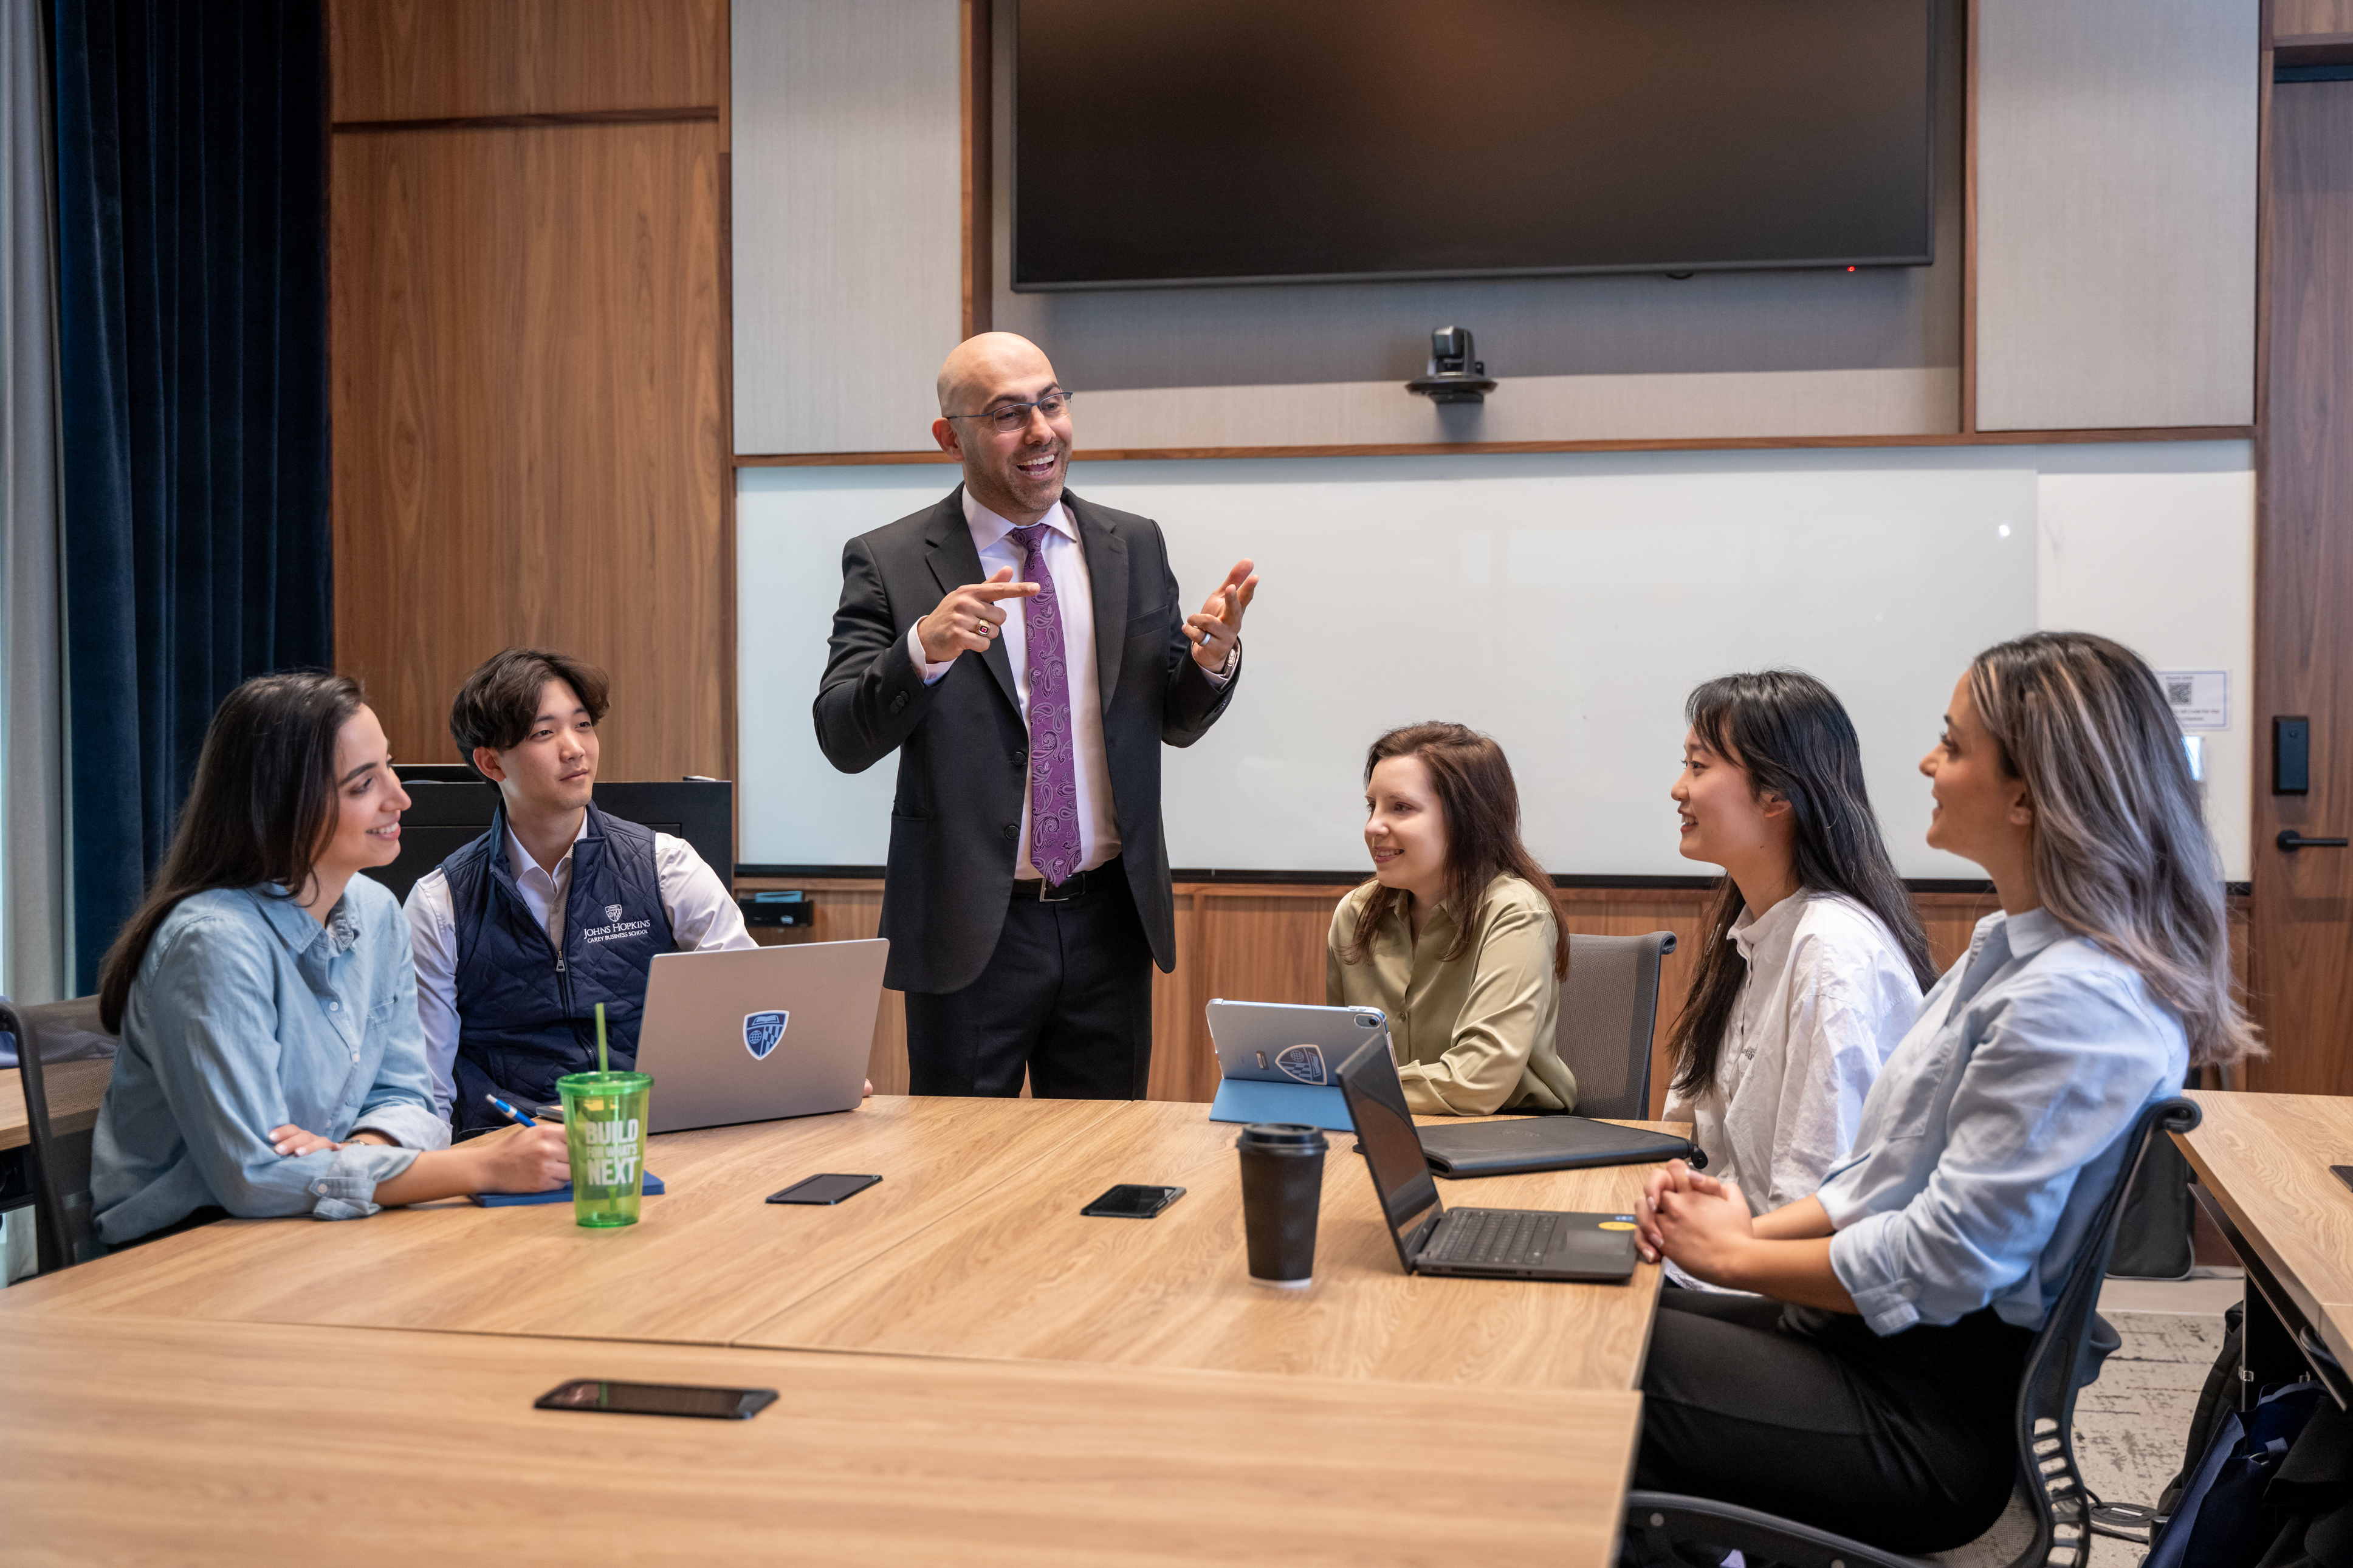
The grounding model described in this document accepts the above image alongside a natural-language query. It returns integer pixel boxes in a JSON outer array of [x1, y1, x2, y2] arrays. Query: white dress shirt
[[403, 812, 755, 1119], [1661, 890, 1922, 1292], [1818, 908, 2188, 1335], [905, 491, 1229, 882]]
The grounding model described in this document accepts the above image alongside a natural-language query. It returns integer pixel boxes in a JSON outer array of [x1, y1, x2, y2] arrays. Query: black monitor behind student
[[401, 649, 755, 1138]]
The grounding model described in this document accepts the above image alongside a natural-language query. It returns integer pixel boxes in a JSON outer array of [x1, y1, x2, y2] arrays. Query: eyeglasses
[[944, 392, 1074, 432]]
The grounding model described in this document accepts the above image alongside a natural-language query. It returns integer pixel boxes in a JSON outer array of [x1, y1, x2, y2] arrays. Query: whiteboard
[[738, 442, 2253, 880]]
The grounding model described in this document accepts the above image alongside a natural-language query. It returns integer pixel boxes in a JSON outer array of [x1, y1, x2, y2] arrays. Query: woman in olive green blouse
[[1326, 722, 1575, 1116]]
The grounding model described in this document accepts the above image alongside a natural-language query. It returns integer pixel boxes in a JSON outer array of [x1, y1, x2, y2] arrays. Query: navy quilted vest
[[444, 802, 673, 1137]]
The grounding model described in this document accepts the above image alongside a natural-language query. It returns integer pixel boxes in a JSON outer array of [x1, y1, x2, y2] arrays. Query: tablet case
[[1207, 1075, 1354, 1131], [1203, 999, 1390, 1133], [470, 1172, 666, 1207], [1415, 1118, 1698, 1179]]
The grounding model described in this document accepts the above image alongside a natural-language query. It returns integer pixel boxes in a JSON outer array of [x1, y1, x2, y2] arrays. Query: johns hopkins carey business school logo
[[743, 1011, 789, 1061], [605, 904, 623, 923]]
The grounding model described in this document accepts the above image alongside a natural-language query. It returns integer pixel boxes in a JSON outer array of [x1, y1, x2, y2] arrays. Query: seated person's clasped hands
[[1629, 632, 2257, 1555]]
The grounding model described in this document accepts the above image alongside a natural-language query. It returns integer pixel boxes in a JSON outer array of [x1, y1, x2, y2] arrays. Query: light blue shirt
[[1818, 907, 2188, 1336], [92, 875, 448, 1245]]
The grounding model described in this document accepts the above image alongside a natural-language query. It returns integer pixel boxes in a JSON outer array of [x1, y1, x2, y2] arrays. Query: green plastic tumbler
[[556, 1070, 653, 1228]]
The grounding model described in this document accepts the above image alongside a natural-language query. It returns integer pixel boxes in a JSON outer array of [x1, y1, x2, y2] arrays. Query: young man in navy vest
[[403, 649, 755, 1138]]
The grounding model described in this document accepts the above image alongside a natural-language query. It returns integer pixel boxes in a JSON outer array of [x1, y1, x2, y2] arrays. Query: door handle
[[2278, 830, 2351, 851]]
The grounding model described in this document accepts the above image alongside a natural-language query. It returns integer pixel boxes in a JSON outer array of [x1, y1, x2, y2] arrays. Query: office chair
[[2, 998, 114, 1275], [1559, 932, 1677, 1120], [1621, 1095, 2202, 1568]]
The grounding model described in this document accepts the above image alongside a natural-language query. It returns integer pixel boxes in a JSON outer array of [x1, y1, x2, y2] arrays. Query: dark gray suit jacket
[[812, 487, 1240, 995]]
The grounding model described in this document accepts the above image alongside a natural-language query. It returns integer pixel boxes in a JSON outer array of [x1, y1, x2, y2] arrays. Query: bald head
[[936, 332, 1057, 417]]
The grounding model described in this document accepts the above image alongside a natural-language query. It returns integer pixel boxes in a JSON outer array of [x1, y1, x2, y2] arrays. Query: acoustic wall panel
[[332, 122, 732, 782], [1975, 0, 2259, 431], [731, 0, 962, 454]]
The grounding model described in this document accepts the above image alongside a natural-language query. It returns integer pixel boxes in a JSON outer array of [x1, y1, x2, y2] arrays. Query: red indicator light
[[1846, 265, 1857, 272]]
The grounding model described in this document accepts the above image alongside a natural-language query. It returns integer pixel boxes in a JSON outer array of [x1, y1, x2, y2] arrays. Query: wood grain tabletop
[[0, 1313, 1643, 1567], [0, 1058, 112, 1151], [0, 1094, 1122, 1343], [2178, 1089, 2353, 1364], [738, 1098, 1669, 1390]]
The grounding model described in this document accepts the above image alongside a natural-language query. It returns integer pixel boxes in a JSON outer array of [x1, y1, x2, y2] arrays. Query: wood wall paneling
[[960, 0, 992, 339], [330, 120, 732, 782], [735, 879, 2205, 1120], [2248, 81, 2353, 1095], [2276, 0, 2353, 38], [729, 0, 964, 455], [1973, 0, 2260, 430], [329, 0, 724, 122]]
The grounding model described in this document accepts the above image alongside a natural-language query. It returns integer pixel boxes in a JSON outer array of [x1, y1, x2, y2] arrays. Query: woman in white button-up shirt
[[1632, 633, 2258, 1555], [1660, 671, 1935, 1282]]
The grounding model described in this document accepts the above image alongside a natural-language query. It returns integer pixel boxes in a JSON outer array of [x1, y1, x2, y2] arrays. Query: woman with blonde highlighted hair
[[1630, 632, 2255, 1554]]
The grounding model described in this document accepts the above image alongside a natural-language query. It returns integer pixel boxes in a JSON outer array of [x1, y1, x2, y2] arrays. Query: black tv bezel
[[1007, 0, 1942, 295]]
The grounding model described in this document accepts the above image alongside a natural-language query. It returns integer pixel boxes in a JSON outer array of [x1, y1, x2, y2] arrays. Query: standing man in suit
[[814, 332, 1257, 1098]]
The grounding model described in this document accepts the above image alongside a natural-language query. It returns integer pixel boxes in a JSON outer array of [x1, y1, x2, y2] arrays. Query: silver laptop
[[633, 939, 888, 1135]]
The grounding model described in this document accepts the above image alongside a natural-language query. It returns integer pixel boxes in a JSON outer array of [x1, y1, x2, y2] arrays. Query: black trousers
[[1635, 1290, 2034, 1555], [902, 861, 1154, 1099]]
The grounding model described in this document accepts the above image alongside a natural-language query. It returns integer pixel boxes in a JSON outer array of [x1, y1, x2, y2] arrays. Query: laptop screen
[[1335, 1041, 1444, 1267]]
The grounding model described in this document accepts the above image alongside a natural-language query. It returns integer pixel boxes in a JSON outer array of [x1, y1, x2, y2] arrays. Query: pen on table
[[485, 1093, 538, 1128]]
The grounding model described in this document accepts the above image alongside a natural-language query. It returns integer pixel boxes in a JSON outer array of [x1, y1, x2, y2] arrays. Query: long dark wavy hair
[[1338, 722, 1568, 980], [1667, 671, 1935, 1100], [98, 673, 365, 1032]]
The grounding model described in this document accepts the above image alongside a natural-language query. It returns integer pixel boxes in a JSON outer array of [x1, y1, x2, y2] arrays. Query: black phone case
[[768, 1173, 882, 1205], [1081, 1184, 1184, 1218], [534, 1380, 777, 1420]]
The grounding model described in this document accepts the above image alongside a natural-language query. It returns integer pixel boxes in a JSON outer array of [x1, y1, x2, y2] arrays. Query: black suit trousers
[[1634, 1289, 2033, 1554], [902, 864, 1154, 1099]]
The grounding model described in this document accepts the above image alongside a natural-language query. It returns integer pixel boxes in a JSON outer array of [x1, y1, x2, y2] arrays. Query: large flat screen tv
[[1012, 0, 1937, 292]]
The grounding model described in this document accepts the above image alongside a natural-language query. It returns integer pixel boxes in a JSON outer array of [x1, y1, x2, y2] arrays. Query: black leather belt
[[1014, 856, 1121, 903]]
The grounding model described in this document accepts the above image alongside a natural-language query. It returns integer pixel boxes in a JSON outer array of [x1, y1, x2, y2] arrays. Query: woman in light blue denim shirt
[[1631, 633, 2258, 1554], [92, 674, 570, 1247]]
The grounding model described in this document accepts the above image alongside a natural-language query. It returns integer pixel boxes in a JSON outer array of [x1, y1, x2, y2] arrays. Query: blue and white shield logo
[[1274, 1044, 1327, 1085], [743, 1010, 788, 1061]]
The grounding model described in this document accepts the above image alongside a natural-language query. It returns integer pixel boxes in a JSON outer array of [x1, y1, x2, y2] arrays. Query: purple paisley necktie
[[1009, 523, 1082, 885]]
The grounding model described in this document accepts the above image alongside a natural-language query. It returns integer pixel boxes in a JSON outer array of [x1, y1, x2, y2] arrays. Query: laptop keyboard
[[1432, 1209, 1558, 1267]]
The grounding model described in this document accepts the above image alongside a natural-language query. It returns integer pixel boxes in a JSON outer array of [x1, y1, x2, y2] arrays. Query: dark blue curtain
[[53, 0, 331, 993]]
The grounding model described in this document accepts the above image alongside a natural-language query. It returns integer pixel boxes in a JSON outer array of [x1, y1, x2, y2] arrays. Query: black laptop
[[1335, 1041, 1639, 1283]]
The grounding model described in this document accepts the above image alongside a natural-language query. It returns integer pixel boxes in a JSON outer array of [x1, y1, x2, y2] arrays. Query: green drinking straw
[[595, 1001, 610, 1075]]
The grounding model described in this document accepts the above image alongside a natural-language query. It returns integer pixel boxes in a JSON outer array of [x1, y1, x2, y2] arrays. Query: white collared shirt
[[902, 491, 1235, 881], [402, 812, 754, 1120], [1661, 889, 1923, 1290]]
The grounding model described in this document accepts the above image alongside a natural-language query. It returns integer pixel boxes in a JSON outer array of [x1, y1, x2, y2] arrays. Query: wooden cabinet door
[[2251, 78, 2353, 1091]]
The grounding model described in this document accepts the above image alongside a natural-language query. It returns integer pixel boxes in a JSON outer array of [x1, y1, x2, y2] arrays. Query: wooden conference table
[[0, 1057, 111, 1151], [2175, 1089, 2353, 1406], [0, 1095, 1671, 1564]]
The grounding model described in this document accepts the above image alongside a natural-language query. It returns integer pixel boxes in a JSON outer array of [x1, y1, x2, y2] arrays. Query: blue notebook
[[470, 1173, 666, 1207]]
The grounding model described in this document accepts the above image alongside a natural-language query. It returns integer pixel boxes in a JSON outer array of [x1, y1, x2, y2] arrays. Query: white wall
[[739, 440, 2253, 879], [730, 0, 961, 454], [2035, 442, 2255, 879]]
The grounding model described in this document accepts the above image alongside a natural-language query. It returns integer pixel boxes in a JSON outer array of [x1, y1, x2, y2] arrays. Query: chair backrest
[[1557, 931, 1677, 1120], [2005, 1095, 2203, 1568], [375, 773, 735, 903], [4, 998, 119, 1276]]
